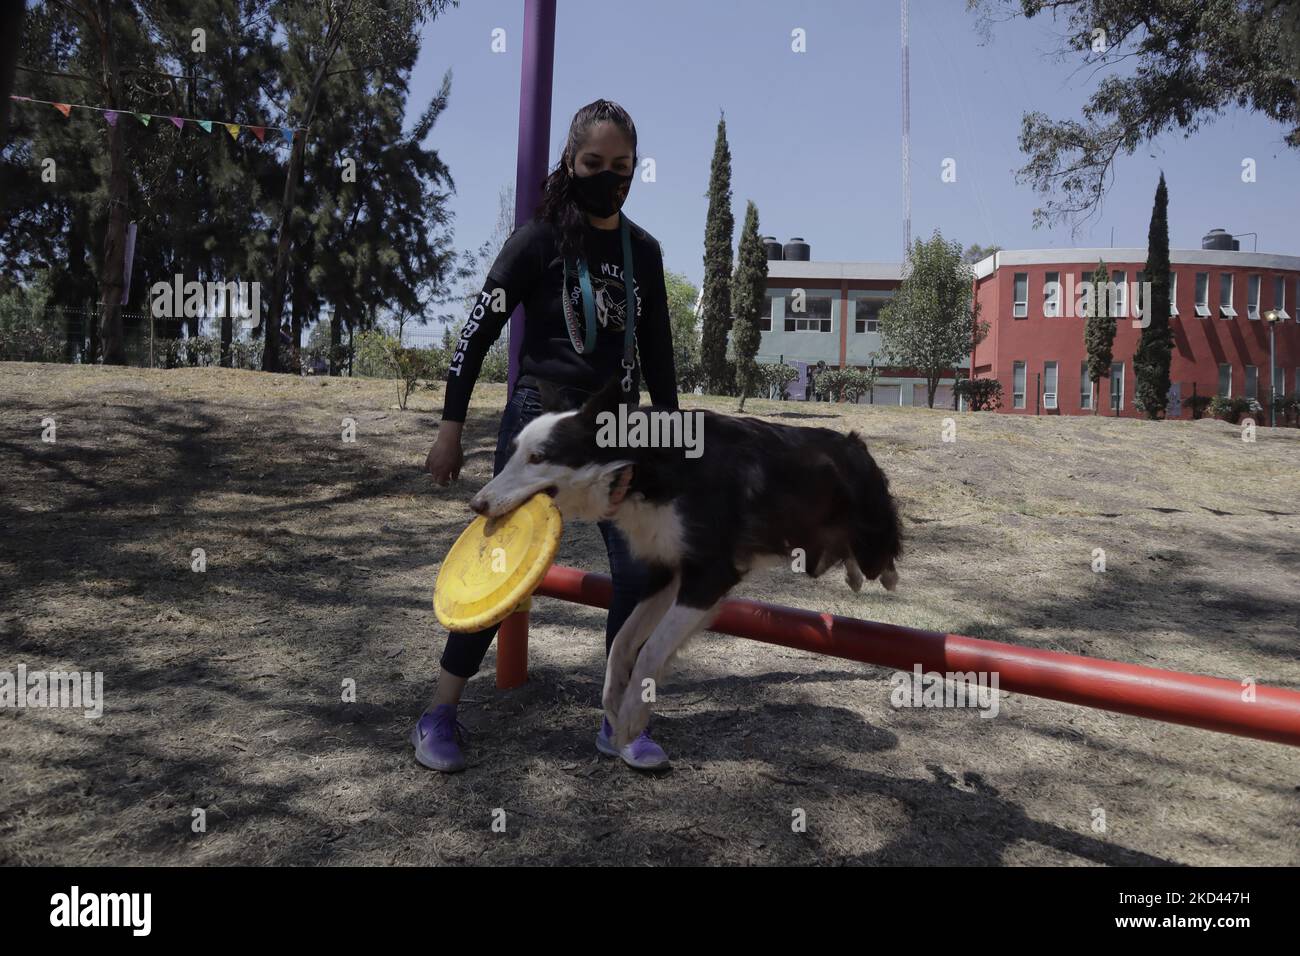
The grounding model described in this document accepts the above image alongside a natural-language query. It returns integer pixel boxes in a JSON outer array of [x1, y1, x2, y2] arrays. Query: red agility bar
[[493, 565, 1300, 747]]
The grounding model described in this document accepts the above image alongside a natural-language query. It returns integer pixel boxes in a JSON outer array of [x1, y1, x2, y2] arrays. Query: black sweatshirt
[[441, 214, 679, 422]]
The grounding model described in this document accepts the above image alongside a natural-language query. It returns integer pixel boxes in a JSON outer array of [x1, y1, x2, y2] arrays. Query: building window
[[1169, 272, 1178, 316], [1248, 275, 1261, 320], [1245, 365, 1258, 400], [1043, 361, 1058, 409], [1274, 365, 1286, 399], [1080, 361, 1092, 410], [1110, 270, 1127, 317], [851, 293, 888, 334], [1219, 273, 1236, 317], [1218, 363, 1232, 397], [1013, 273, 1028, 318], [1195, 272, 1210, 317], [1273, 276, 1290, 319], [1044, 272, 1060, 317], [783, 294, 833, 332], [1012, 361, 1026, 409], [1110, 362, 1124, 410]]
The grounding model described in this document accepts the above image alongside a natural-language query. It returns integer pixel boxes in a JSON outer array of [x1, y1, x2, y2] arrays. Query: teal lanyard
[[564, 212, 638, 392]]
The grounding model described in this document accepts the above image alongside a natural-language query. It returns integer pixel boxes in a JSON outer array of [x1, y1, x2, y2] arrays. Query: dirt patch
[[1, 363, 1298, 865]]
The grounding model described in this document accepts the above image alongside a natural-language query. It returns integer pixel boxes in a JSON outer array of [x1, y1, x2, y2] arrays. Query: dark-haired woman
[[418, 100, 679, 772]]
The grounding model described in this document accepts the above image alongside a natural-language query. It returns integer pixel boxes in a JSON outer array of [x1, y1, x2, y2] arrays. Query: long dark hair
[[534, 99, 638, 266]]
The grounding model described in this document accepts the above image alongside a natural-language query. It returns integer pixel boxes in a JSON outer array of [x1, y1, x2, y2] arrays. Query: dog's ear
[[578, 375, 625, 423], [536, 380, 565, 412]]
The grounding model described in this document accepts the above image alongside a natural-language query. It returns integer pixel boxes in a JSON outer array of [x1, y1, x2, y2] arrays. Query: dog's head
[[468, 377, 635, 521]]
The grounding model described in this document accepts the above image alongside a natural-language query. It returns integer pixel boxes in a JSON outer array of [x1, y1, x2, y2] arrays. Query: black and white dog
[[469, 378, 903, 747]]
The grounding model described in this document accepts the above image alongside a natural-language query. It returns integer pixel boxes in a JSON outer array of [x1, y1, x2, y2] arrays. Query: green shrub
[[954, 377, 1003, 411], [675, 358, 705, 394], [758, 362, 799, 399], [815, 367, 877, 403], [1207, 395, 1262, 424]]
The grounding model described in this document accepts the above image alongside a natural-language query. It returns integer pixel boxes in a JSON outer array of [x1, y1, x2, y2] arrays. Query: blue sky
[[413, 0, 1300, 291]]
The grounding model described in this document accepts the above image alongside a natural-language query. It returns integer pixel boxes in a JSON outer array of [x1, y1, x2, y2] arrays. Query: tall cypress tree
[[1084, 257, 1115, 414], [699, 111, 734, 395], [731, 200, 766, 411], [1134, 173, 1173, 418]]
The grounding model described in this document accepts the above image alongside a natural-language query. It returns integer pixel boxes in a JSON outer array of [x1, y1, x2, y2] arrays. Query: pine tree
[[699, 111, 734, 395], [1134, 173, 1173, 418], [1084, 257, 1115, 414], [731, 200, 766, 411]]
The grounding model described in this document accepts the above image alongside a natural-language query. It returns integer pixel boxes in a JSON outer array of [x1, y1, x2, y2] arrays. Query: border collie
[[468, 377, 903, 748]]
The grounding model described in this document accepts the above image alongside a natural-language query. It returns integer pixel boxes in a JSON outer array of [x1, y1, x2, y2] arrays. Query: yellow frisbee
[[434, 493, 563, 632]]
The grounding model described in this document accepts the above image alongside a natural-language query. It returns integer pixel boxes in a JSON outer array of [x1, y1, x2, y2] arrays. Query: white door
[[912, 383, 953, 408], [872, 385, 901, 406]]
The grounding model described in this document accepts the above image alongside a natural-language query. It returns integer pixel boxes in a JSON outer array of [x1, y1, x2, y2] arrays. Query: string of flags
[[8, 94, 305, 145]]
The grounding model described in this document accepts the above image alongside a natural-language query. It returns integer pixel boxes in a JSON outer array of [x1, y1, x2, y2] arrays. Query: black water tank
[[762, 236, 783, 261], [1202, 228, 1239, 251], [782, 237, 810, 261]]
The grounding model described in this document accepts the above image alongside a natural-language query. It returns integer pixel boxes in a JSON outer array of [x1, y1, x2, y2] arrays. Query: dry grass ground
[[1, 361, 1297, 866]]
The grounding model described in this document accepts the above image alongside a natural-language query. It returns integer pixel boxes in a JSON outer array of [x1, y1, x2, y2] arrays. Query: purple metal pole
[[508, 0, 556, 395]]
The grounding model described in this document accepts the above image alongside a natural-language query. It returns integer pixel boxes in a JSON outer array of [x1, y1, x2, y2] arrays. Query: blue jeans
[[438, 383, 650, 679]]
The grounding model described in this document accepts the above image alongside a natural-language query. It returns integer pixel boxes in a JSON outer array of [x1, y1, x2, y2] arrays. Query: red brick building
[[971, 240, 1300, 417]]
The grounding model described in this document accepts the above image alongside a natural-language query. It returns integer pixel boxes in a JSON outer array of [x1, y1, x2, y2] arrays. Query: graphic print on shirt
[[567, 258, 642, 334]]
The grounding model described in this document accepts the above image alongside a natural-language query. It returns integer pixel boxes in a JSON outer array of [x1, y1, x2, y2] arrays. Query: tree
[[699, 111, 734, 395], [261, 0, 457, 372], [970, 0, 1300, 226], [664, 269, 699, 377], [1084, 257, 1115, 414], [456, 183, 515, 315], [1134, 173, 1173, 418], [962, 243, 1001, 264], [878, 231, 987, 408], [4, 0, 464, 375], [730, 201, 766, 411]]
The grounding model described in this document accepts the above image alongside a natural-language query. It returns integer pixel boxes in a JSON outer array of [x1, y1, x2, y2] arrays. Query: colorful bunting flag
[[9, 95, 302, 147]]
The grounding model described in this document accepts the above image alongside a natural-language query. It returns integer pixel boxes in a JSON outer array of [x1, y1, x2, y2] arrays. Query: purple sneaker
[[596, 716, 670, 770], [410, 704, 467, 773]]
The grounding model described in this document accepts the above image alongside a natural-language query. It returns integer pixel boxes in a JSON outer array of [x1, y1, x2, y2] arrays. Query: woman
[[418, 99, 679, 773]]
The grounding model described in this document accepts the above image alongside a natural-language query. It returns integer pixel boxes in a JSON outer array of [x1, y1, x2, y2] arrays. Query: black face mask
[[570, 168, 632, 218]]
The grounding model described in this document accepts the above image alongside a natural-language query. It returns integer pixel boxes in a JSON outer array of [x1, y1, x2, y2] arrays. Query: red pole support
[[522, 565, 1300, 747], [496, 608, 530, 690]]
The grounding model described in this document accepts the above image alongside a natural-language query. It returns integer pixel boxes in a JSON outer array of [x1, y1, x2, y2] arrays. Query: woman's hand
[[426, 422, 464, 486]]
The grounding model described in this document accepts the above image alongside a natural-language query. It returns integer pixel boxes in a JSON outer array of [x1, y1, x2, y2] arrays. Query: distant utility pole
[[901, 0, 911, 262]]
